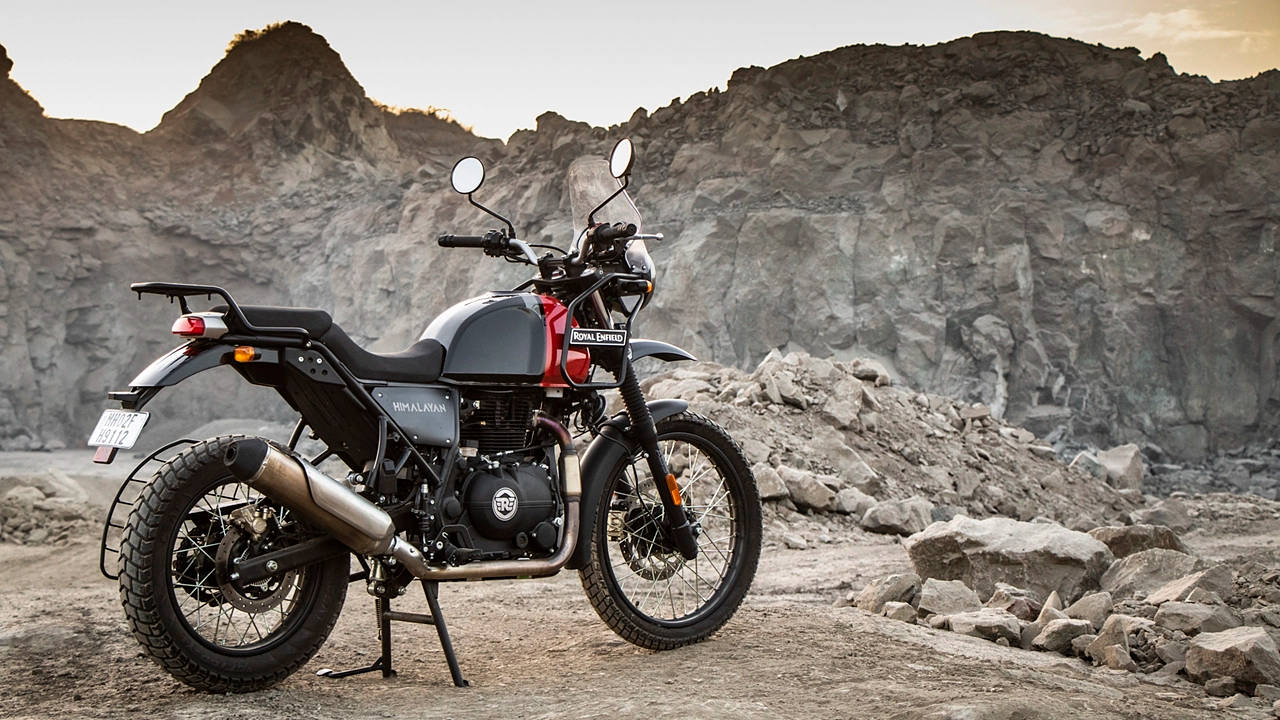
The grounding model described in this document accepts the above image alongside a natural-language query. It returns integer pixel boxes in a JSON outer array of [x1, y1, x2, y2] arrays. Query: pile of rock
[[642, 349, 1140, 536], [1143, 440, 1280, 500], [847, 516, 1280, 709], [0, 471, 98, 545]]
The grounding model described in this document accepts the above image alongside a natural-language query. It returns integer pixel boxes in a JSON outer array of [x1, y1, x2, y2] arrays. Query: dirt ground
[[0, 514, 1251, 720]]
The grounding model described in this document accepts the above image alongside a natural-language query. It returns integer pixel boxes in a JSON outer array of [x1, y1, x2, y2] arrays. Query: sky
[[2, 0, 1277, 140]]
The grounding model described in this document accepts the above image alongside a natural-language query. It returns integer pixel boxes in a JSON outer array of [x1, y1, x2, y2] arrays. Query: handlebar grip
[[438, 234, 485, 248], [593, 222, 638, 243]]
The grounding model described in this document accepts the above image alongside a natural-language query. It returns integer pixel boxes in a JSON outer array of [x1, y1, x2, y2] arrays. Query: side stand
[[316, 581, 468, 687]]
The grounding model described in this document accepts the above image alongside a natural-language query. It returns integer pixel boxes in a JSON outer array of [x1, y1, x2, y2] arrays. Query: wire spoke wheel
[[118, 436, 348, 693], [169, 479, 310, 651], [581, 412, 761, 649]]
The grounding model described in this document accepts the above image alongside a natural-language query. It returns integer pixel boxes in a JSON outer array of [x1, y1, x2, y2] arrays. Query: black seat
[[214, 304, 445, 383], [318, 325, 445, 383]]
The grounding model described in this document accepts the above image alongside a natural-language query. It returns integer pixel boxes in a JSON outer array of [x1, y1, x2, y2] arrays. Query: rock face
[[903, 516, 1114, 602], [1, 26, 1278, 457]]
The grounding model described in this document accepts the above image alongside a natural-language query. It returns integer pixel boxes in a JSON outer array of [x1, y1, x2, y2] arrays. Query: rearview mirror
[[450, 157, 485, 194], [609, 138, 634, 179]]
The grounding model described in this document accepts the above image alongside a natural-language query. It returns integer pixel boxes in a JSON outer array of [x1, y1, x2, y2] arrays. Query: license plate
[[87, 409, 150, 449]]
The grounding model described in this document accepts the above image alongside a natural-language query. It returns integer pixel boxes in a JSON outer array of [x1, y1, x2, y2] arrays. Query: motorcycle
[[92, 138, 762, 692]]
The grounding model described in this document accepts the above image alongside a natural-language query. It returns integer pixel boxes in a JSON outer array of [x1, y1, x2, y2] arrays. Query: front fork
[[618, 367, 699, 560]]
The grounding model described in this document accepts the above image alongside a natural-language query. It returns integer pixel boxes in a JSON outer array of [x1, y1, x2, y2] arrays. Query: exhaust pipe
[[223, 416, 581, 582]]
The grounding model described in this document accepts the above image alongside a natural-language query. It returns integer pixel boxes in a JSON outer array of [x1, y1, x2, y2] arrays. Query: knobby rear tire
[[118, 435, 349, 693], [579, 411, 762, 650]]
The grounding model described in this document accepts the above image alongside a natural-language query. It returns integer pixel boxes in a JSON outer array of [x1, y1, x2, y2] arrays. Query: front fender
[[566, 398, 688, 570], [629, 338, 696, 363]]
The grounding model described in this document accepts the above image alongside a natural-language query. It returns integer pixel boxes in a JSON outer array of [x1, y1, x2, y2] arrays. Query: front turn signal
[[233, 346, 259, 363]]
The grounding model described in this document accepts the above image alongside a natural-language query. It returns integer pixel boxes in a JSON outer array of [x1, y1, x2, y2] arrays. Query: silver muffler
[[223, 415, 581, 581]]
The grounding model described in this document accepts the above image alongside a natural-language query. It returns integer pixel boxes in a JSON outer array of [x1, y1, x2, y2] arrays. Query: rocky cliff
[[1, 23, 1277, 458]]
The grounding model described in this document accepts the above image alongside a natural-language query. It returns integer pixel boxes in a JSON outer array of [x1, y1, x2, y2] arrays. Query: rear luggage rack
[[98, 438, 197, 580], [130, 281, 310, 338]]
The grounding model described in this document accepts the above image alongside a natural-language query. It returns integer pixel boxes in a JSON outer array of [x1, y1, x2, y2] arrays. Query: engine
[[424, 390, 564, 566]]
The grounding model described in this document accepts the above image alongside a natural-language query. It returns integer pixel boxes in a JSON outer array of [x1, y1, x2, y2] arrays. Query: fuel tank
[[421, 292, 588, 385]]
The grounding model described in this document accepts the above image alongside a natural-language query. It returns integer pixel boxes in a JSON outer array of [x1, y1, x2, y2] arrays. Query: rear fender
[[566, 398, 688, 570], [109, 342, 278, 410]]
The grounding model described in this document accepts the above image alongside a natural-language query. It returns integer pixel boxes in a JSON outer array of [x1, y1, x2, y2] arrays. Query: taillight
[[171, 316, 206, 336]]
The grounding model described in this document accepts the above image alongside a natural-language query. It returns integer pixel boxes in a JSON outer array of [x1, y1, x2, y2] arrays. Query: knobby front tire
[[580, 411, 762, 650]]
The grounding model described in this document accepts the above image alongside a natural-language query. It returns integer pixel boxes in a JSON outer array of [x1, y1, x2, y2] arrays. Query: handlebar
[[593, 222, 637, 243], [437, 234, 485, 248], [437, 231, 540, 264]]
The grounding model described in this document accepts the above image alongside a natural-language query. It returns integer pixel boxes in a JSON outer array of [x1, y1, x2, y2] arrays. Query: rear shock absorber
[[617, 366, 699, 560]]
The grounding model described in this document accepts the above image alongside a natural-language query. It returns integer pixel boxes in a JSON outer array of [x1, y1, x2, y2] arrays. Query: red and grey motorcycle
[[93, 139, 762, 692]]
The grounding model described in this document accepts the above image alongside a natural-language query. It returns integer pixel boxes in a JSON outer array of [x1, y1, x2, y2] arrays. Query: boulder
[[1098, 645, 1139, 671], [1099, 548, 1199, 599], [752, 464, 789, 501], [1096, 443, 1144, 491], [851, 573, 921, 613], [986, 584, 1043, 622], [1087, 524, 1187, 559], [1071, 634, 1097, 657], [833, 486, 875, 516], [917, 578, 981, 617], [1086, 614, 1153, 664], [1154, 602, 1240, 635], [1186, 627, 1280, 689], [860, 496, 933, 536], [1146, 565, 1236, 605], [903, 516, 1114, 602], [1064, 591, 1113, 631], [882, 601, 917, 623], [1130, 497, 1193, 533], [1032, 618, 1094, 653], [779, 466, 836, 512], [946, 608, 1022, 644]]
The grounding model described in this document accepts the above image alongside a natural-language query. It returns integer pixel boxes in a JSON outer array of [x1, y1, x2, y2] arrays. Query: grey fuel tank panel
[[420, 292, 547, 384]]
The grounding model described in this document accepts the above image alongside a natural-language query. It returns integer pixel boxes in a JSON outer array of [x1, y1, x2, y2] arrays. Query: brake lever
[[629, 233, 663, 242]]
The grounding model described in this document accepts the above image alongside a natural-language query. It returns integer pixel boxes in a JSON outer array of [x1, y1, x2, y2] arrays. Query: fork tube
[[617, 366, 698, 560]]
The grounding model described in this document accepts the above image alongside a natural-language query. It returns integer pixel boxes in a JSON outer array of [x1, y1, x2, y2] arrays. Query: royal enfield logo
[[491, 488, 518, 522], [390, 400, 448, 414], [568, 328, 628, 347]]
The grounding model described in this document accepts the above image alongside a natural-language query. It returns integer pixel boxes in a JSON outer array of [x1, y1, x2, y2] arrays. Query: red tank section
[[539, 295, 590, 387]]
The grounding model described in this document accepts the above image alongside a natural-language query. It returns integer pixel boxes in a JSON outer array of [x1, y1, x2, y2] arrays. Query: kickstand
[[316, 582, 468, 687], [316, 596, 396, 679]]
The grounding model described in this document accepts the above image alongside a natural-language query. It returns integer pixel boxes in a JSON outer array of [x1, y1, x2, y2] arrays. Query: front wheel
[[118, 435, 349, 692], [580, 411, 761, 650]]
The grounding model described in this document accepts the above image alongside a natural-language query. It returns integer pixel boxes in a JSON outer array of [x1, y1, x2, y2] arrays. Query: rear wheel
[[580, 412, 761, 649], [118, 436, 349, 692]]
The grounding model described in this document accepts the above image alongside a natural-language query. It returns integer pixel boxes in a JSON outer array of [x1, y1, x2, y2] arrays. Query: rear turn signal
[[665, 473, 683, 506], [233, 346, 258, 363], [171, 316, 205, 336]]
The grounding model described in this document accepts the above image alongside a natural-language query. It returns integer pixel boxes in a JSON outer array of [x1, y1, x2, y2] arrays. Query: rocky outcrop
[[2, 25, 1278, 457]]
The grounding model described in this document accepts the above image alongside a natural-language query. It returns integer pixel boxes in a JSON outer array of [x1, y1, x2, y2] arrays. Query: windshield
[[567, 155, 642, 241]]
